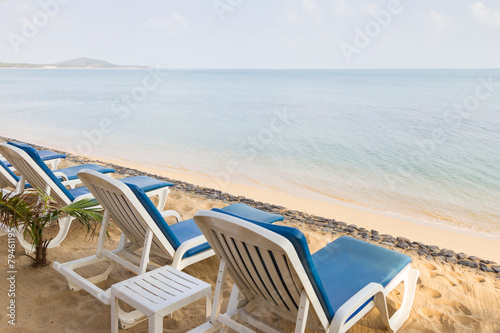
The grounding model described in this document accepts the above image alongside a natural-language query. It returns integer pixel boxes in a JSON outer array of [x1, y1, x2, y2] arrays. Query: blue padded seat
[[313, 236, 411, 320], [68, 186, 92, 199], [3, 150, 65, 168], [125, 183, 284, 259], [121, 176, 173, 192], [0, 159, 20, 181], [170, 218, 209, 258], [250, 222, 412, 322], [212, 203, 283, 224], [68, 175, 173, 202], [55, 164, 115, 180]]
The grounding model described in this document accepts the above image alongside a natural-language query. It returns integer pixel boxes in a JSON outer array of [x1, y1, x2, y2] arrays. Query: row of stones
[[6, 138, 499, 276]]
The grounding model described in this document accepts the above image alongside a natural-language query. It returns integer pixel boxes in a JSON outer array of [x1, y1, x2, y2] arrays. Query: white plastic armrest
[[331, 282, 384, 332], [161, 210, 181, 223], [174, 235, 208, 258], [52, 171, 69, 182]]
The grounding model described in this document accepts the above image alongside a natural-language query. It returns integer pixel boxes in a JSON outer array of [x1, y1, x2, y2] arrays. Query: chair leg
[[211, 260, 228, 325], [46, 215, 74, 249], [374, 267, 419, 333], [295, 290, 310, 333], [226, 284, 241, 312]]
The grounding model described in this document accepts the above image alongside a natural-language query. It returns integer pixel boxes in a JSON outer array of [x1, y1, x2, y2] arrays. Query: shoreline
[[1, 136, 499, 266]]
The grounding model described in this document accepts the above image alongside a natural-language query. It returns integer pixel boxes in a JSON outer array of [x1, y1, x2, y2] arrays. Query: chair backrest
[[0, 159, 19, 189], [78, 169, 180, 257], [0, 143, 73, 206], [193, 210, 332, 329]]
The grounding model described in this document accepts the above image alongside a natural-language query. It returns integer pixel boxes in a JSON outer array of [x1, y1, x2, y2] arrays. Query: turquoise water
[[1, 69, 499, 236]]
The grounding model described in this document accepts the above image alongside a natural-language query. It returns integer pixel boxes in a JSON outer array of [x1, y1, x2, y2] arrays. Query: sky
[[0, 0, 499, 69]]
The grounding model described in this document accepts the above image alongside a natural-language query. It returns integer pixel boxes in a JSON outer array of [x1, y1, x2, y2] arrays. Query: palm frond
[[58, 198, 103, 236], [0, 190, 34, 228]]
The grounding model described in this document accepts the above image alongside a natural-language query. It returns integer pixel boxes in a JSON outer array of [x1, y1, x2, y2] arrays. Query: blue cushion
[[0, 159, 19, 181], [68, 186, 91, 199], [120, 176, 173, 192], [169, 218, 211, 258], [2, 150, 65, 168], [57, 164, 114, 181], [37, 150, 66, 161], [212, 203, 284, 224], [8, 142, 115, 201], [312, 236, 411, 321], [126, 183, 181, 250]]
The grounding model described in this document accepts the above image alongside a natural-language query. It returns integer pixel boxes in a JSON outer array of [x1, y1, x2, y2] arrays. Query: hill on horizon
[[0, 57, 148, 69]]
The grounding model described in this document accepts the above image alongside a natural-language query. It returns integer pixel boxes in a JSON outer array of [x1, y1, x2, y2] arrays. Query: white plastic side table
[[111, 266, 212, 333]]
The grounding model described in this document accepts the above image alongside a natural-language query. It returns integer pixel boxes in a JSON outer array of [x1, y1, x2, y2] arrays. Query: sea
[[1, 68, 499, 238]]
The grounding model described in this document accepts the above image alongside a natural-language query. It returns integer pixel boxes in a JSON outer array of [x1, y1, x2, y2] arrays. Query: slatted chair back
[[78, 169, 177, 258], [0, 159, 18, 189], [194, 210, 330, 330], [0, 143, 72, 206]]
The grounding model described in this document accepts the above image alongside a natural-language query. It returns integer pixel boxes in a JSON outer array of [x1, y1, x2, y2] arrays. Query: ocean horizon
[[1, 68, 499, 238]]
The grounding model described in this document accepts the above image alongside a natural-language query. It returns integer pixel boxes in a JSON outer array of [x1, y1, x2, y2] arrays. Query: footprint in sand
[[475, 276, 486, 283], [170, 192, 182, 200], [451, 314, 481, 329], [421, 286, 442, 299], [433, 274, 458, 287], [443, 300, 472, 315], [423, 262, 437, 270], [182, 204, 194, 212], [421, 307, 444, 320]]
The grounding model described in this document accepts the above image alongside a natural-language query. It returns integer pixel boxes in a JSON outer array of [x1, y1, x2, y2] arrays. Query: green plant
[[0, 189, 103, 267]]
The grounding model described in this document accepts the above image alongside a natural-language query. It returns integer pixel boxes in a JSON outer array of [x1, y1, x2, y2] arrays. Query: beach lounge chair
[[0, 143, 172, 251], [1, 148, 65, 170], [0, 149, 66, 194], [192, 211, 419, 333], [53, 169, 283, 329]]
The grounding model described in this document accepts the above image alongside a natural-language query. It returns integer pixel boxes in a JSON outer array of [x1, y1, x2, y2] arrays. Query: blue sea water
[[1, 68, 499, 237]]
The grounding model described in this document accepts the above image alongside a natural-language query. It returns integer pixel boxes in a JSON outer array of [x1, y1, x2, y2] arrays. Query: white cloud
[[142, 13, 189, 35], [429, 10, 450, 27], [472, 2, 500, 29]]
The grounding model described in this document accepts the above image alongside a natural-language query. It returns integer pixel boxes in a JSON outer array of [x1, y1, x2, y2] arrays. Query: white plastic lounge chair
[[0, 142, 172, 252], [192, 211, 419, 333], [54, 169, 283, 330], [0, 149, 66, 194], [1, 148, 65, 170]]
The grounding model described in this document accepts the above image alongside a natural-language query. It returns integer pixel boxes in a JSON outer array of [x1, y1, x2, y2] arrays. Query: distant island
[[0, 57, 148, 69]]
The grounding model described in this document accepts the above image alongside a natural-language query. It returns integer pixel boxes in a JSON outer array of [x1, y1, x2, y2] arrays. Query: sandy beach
[[0, 146, 499, 332]]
